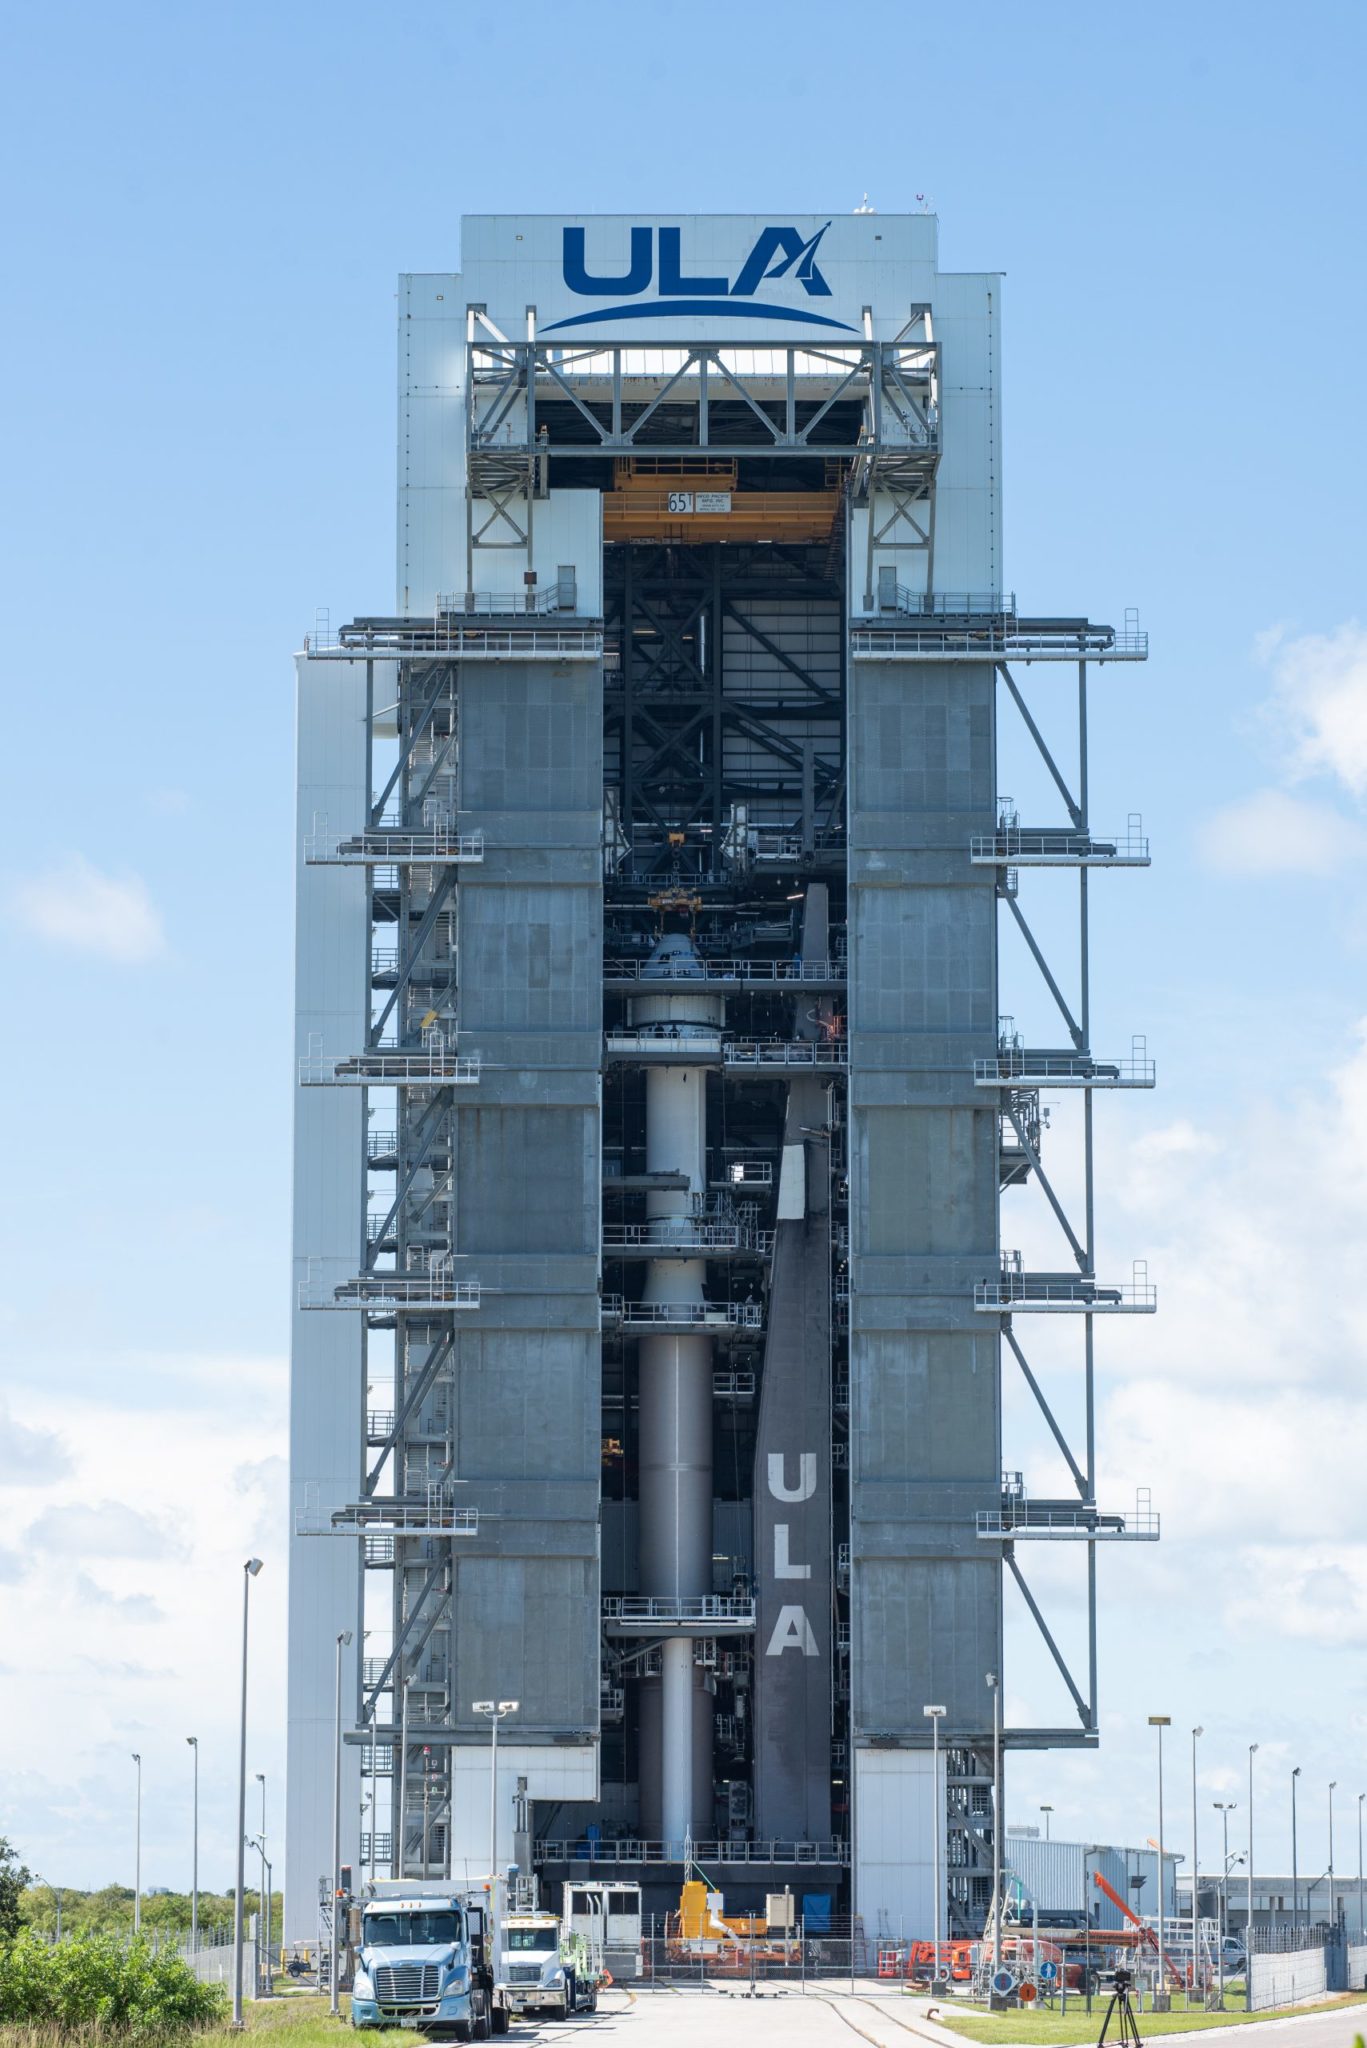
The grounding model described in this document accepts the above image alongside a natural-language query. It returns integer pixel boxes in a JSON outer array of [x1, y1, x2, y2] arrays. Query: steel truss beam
[[605, 543, 845, 852], [466, 338, 940, 475], [994, 654, 1151, 1740]]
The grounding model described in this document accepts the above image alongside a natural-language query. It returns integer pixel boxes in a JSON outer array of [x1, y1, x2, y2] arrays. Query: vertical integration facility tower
[[287, 212, 1157, 1943]]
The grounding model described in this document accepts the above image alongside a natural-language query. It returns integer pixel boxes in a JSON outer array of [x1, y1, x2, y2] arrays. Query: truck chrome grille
[[373, 1962, 441, 2003]]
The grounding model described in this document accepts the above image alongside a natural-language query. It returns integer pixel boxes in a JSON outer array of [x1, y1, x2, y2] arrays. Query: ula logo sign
[[543, 222, 857, 333]]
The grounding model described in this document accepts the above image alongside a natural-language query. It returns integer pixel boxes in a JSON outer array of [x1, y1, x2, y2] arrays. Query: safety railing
[[301, 1272, 481, 1312], [977, 1494, 1160, 1541], [601, 1296, 763, 1329], [975, 1262, 1156, 1314], [969, 824, 1150, 866], [723, 1039, 848, 1067], [305, 618, 603, 662], [714, 1369, 756, 1399], [533, 1837, 850, 1867], [300, 1050, 481, 1086], [720, 1159, 774, 1188], [604, 1029, 723, 1059], [305, 827, 484, 866], [975, 1042, 1155, 1088], [851, 620, 1148, 662], [324, 1498, 479, 1536], [602, 957, 845, 984], [862, 586, 1018, 619], [602, 1595, 756, 1630], [601, 1220, 772, 1255], [435, 587, 566, 617]]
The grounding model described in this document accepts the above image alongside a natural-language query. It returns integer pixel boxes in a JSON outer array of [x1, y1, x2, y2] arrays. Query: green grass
[[200, 1990, 426, 2046], [933, 1991, 1367, 2043], [0, 1989, 428, 2048]]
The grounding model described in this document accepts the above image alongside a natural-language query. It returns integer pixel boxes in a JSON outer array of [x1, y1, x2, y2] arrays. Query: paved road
[[484, 1985, 1367, 2048]]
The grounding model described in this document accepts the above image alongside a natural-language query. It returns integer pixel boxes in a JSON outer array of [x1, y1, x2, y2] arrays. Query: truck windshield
[[505, 1929, 553, 1950], [363, 1911, 462, 1947]]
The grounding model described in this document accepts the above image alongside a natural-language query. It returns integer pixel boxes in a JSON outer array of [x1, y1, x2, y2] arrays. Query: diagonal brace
[[1004, 895, 1084, 1049], [1004, 1102, 1087, 1270], [364, 1556, 447, 1713], [370, 870, 458, 1046], [365, 1091, 450, 1272], [367, 1330, 455, 1492], [1004, 1328, 1087, 1499], [1006, 1550, 1092, 1728], [1001, 665, 1082, 825]]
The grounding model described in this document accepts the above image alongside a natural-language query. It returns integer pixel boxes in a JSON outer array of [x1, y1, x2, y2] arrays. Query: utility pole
[[987, 1673, 1002, 1976], [186, 1738, 199, 1952], [131, 1753, 142, 1934], [232, 1558, 264, 2032], [1149, 1717, 1171, 2007], [255, 1774, 269, 1994], [923, 1706, 946, 1989], [1329, 1783, 1337, 1932], [1292, 1767, 1301, 1937], [1040, 1804, 1053, 1841], [1248, 1745, 1258, 1956], [1213, 1802, 1236, 2007], [474, 1700, 519, 2000], [331, 1628, 353, 2018], [1191, 1726, 1203, 2002]]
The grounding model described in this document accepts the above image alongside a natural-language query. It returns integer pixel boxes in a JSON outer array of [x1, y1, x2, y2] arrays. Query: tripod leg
[[1096, 1991, 1118, 2045]]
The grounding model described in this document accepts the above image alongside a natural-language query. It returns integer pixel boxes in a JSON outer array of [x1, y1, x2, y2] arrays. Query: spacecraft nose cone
[[643, 933, 704, 979]]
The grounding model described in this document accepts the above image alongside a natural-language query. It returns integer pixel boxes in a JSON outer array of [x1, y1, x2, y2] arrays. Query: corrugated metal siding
[[1002, 1836, 1175, 1925]]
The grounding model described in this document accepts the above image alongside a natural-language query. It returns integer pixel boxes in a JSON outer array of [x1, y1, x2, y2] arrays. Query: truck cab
[[349, 1883, 504, 2038], [497, 1912, 597, 2020]]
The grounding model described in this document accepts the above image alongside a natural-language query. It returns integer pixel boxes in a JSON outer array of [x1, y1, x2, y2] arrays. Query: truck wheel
[[474, 1992, 492, 2041], [491, 2006, 510, 2036]]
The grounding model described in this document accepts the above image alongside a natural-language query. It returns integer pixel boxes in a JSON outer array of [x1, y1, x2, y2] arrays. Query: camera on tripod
[[1110, 1968, 1133, 1992]]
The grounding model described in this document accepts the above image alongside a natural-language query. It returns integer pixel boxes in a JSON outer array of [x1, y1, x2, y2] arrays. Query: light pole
[[1213, 1803, 1236, 2006], [1149, 1717, 1171, 2005], [923, 1705, 946, 1988], [987, 1673, 1002, 1975], [232, 1557, 264, 2033], [131, 1753, 142, 1933], [1248, 1745, 1258, 1954], [474, 1701, 519, 1995], [1358, 1792, 1365, 1945], [186, 1738, 199, 1951], [331, 1628, 354, 2018], [1191, 1726, 1203, 2001], [1329, 1783, 1337, 1931], [1040, 1804, 1053, 1842], [1292, 1767, 1301, 1937], [397, 1677, 412, 1879], [255, 1773, 269, 1994]]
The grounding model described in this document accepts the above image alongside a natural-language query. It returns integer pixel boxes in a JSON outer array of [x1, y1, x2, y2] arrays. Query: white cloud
[[72, 1572, 164, 1624], [29, 1499, 181, 1560], [0, 1367, 287, 1889], [1259, 619, 1367, 796], [7, 855, 166, 963], [1197, 787, 1367, 876], [0, 1404, 73, 1485]]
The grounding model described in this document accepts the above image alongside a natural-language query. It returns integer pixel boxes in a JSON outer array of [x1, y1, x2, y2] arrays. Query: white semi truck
[[349, 1881, 507, 2038], [496, 1910, 598, 2020]]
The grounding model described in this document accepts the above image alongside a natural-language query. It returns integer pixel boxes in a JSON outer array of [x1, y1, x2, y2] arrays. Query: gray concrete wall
[[444, 660, 603, 1826], [285, 653, 366, 1941], [847, 657, 1000, 1929]]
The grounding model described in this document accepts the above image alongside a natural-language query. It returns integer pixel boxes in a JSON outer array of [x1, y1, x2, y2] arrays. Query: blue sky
[[1, 0, 1365, 1897]]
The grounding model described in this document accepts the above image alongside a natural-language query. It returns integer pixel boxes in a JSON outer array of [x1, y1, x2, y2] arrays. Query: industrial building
[[285, 210, 1156, 1945]]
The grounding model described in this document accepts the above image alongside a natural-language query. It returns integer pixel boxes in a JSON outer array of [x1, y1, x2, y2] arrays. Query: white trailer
[[562, 1880, 643, 1982]]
